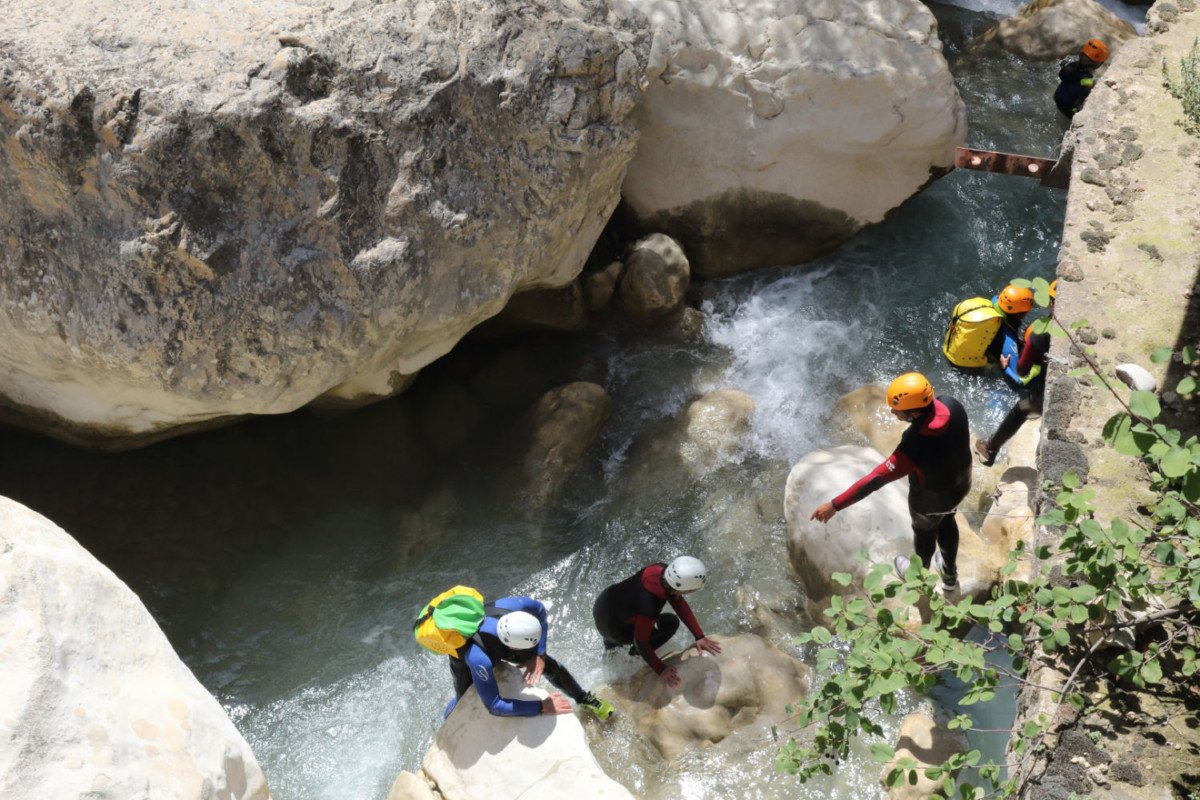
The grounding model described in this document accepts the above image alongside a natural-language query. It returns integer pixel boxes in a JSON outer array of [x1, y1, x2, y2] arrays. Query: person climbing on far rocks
[[976, 280, 1057, 466], [810, 373, 971, 593], [1055, 38, 1108, 118], [445, 596, 614, 721], [943, 284, 1034, 385], [592, 557, 722, 688]]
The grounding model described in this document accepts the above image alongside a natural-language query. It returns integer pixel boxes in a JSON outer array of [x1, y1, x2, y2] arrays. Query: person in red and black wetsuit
[[810, 372, 971, 591], [976, 280, 1056, 466], [592, 556, 722, 687]]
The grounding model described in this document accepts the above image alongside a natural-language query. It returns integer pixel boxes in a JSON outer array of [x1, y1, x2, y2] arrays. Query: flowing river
[[0, 3, 1146, 799]]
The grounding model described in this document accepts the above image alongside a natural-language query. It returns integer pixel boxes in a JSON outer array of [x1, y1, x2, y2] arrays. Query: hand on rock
[[659, 667, 682, 688], [522, 654, 545, 686], [541, 693, 572, 715], [810, 502, 837, 523], [695, 637, 722, 656], [1000, 354, 1011, 369]]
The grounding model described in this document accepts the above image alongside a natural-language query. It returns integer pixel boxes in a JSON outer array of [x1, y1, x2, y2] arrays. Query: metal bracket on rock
[[953, 146, 1071, 190]]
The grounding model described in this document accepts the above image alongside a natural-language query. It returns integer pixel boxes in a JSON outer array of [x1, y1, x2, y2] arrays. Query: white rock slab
[[0, 496, 270, 800], [420, 669, 633, 800]]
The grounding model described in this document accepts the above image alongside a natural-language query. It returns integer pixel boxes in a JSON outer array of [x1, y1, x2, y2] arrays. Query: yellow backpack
[[943, 297, 1002, 368], [413, 586, 486, 657]]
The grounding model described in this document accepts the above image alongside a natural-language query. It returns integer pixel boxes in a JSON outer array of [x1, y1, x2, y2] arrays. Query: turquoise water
[[0, 5, 1076, 799]]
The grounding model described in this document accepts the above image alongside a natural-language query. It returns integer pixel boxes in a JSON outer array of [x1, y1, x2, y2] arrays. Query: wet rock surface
[[595, 634, 808, 761]]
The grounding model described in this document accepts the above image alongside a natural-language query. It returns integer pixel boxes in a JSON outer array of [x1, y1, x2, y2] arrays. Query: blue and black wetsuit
[[1054, 57, 1096, 117], [447, 596, 587, 717], [983, 326, 1050, 461]]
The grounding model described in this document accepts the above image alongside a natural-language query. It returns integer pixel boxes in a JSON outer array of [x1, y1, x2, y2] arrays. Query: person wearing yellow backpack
[[943, 284, 1034, 387], [437, 595, 615, 721]]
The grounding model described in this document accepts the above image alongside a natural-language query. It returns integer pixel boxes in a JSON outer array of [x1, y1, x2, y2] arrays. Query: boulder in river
[[597, 634, 808, 761], [617, 0, 966, 277], [618, 233, 691, 324], [680, 388, 755, 473], [0, 496, 270, 800], [0, 0, 647, 447], [880, 713, 966, 800], [522, 382, 613, 506]]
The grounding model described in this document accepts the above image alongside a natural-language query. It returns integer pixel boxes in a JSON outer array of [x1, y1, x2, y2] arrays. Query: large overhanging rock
[[0, 496, 270, 799], [617, 0, 966, 277], [389, 668, 633, 800], [0, 0, 647, 447], [971, 0, 1138, 61]]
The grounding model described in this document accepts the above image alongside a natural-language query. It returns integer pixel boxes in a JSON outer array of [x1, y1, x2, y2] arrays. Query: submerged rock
[[522, 382, 613, 506], [617, 0, 965, 277], [0, 0, 647, 446], [881, 713, 966, 800], [834, 384, 905, 456], [679, 388, 755, 473], [972, 0, 1137, 61], [0, 496, 270, 800], [598, 634, 808, 761], [392, 668, 632, 800]]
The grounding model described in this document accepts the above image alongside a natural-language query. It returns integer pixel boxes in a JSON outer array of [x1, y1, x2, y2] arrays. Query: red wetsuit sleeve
[[1017, 330, 1039, 375], [831, 452, 919, 509], [667, 595, 704, 640], [632, 615, 666, 673]]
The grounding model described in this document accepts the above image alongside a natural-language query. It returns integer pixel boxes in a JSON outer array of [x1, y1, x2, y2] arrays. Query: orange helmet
[[1048, 279, 1058, 300], [1080, 39, 1109, 64], [998, 284, 1035, 314], [886, 373, 934, 412]]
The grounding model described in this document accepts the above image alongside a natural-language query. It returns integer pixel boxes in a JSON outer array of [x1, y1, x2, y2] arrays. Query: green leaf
[[1177, 376, 1197, 395], [1140, 658, 1163, 684], [1151, 347, 1174, 364], [1130, 390, 1161, 421], [869, 742, 896, 763], [1161, 447, 1194, 478], [1068, 585, 1098, 602], [1183, 470, 1200, 503], [1062, 470, 1080, 489], [1104, 413, 1156, 457], [1070, 318, 1090, 331], [1184, 345, 1198, 364], [811, 626, 832, 645], [831, 572, 852, 587]]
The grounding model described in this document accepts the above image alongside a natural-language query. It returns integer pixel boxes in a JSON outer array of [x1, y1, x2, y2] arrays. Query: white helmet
[[496, 611, 541, 649], [664, 556, 707, 593]]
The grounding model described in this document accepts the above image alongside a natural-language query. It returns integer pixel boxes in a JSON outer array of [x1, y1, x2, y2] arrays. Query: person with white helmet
[[446, 595, 614, 720], [592, 557, 722, 688]]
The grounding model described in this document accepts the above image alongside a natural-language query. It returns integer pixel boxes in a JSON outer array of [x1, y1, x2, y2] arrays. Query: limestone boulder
[[881, 714, 965, 800], [522, 382, 613, 505], [680, 388, 755, 473], [394, 669, 633, 800], [0, 496, 270, 800], [972, 0, 1137, 61], [618, 233, 691, 323], [0, 0, 648, 447], [600, 634, 808, 760], [617, 0, 965, 277]]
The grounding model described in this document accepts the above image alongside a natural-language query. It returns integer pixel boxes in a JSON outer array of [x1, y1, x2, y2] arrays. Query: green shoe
[[580, 693, 615, 722]]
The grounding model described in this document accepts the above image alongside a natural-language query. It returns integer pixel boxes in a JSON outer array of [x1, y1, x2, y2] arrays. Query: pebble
[[1115, 363, 1157, 392]]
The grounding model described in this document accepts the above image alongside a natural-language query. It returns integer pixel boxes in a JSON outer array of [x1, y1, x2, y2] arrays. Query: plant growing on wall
[[1163, 38, 1200, 135], [776, 277, 1200, 798]]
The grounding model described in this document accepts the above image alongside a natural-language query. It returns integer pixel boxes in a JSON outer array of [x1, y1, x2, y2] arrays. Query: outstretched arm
[[812, 452, 917, 522]]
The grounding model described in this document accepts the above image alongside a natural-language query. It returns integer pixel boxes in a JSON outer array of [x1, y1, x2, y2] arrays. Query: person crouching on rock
[[1055, 38, 1108, 118], [447, 596, 614, 721], [810, 373, 971, 593], [592, 556, 722, 688]]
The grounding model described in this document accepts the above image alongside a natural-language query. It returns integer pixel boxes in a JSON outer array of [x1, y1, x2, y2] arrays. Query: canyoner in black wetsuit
[[1054, 39, 1109, 118], [592, 557, 722, 688], [811, 373, 972, 591], [976, 280, 1057, 466]]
